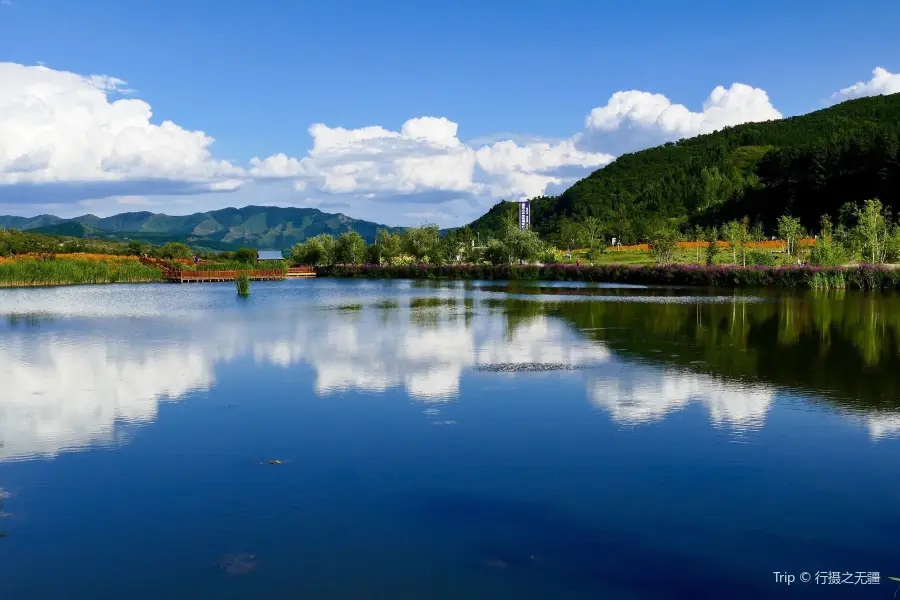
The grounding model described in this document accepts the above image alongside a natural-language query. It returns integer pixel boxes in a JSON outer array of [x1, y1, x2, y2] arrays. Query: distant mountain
[[0, 205, 404, 250]]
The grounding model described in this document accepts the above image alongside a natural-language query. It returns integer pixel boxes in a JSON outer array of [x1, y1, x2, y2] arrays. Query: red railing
[[169, 268, 285, 280], [287, 266, 316, 274]]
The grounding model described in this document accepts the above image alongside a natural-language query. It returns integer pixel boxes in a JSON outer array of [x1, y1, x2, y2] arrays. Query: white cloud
[[246, 119, 613, 224], [831, 67, 900, 102], [0, 63, 244, 194], [579, 83, 782, 155]]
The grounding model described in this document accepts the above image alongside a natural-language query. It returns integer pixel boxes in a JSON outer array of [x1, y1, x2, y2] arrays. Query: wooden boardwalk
[[287, 266, 316, 278], [139, 257, 315, 282], [164, 268, 286, 283], [140, 257, 292, 283]]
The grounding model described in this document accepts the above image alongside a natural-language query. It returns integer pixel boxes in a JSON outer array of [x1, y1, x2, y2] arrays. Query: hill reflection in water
[[1, 283, 898, 462]]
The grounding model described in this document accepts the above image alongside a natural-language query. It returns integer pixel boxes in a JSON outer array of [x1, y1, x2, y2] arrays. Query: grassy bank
[[316, 263, 900, 290], [0, 257, 163, 287]]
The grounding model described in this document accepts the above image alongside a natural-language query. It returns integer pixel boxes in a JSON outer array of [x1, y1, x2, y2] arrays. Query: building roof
[[257, 250, 284, 260]]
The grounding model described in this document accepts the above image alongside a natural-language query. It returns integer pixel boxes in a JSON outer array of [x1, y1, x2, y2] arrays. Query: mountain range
[[0, 206, 404, 250]]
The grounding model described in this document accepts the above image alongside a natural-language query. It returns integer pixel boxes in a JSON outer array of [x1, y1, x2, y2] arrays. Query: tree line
[[290, 223, 557, 266], [645, 198, 900, 267]]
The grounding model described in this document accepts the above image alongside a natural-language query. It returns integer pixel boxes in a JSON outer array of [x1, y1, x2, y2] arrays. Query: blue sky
[[0, 0, 898, 226]]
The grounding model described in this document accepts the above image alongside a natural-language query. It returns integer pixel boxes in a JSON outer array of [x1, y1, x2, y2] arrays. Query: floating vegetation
[[235, 272, 251, 296], [474, 363, 587, 372], [411, 297, 456, 309], [337, 303, 362, 310], [266, 460, 283, 465], [372, 299, 399, 309], [220, 553, 258, 576]]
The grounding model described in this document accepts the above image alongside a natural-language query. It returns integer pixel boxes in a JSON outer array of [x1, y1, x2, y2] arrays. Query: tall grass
[[0, 258, 162, 287], [235, 272, 251, 296], [177, 260, 288, 272]]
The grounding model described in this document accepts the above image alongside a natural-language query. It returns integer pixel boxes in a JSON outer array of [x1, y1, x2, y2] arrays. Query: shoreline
[[314, 264, 900, 291], [2, 263, 899, 290]]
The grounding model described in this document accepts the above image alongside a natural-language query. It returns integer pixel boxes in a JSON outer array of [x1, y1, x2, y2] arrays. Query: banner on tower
[[519, 201, 531, 231]]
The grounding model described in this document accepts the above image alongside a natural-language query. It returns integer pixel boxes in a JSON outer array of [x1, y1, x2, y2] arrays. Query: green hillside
[[0, 205, 404, 250], [468, 93, 900, 243]]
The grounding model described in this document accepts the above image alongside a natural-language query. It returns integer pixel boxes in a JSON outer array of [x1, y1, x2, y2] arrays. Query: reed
[[0, 258, 162, 287], [235, 272, 251, 296]]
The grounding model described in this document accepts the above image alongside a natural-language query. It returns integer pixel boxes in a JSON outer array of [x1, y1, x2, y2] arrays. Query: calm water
[[1, 279, 899, 599]]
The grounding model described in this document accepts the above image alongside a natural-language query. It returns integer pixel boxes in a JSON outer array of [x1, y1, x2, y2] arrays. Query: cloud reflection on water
[[0, 298, 895, 462]]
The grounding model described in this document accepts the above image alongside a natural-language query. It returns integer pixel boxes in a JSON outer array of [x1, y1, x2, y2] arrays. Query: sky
[[0, 0, 899, 227]]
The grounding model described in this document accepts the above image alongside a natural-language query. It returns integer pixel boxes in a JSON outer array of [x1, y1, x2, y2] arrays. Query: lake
[[1, 279, 899, 599]]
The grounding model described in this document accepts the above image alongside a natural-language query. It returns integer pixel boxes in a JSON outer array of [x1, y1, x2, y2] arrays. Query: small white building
[[257, 250, 284, 262]]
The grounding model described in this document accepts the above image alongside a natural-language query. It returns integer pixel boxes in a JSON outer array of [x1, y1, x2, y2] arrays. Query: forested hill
[[468, 93, 900, 243], [0, 205, 403, 250]]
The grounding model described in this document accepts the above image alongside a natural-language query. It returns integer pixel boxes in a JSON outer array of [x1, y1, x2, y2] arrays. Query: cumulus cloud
[[831, 67, 900, 101], [578, 83, 782, 155], [0, 63, 244, 198], [246, 119, 613, 224]]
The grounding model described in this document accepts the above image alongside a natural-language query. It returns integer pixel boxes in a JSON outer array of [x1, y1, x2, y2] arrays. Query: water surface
[[1, 280, 899, 599]]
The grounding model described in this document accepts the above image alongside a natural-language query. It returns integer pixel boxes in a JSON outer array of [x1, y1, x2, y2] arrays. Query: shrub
[[746, 249, 777, 266]]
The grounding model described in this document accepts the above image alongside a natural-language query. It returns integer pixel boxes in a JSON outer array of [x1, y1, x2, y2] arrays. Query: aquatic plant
[[235, 273, 251, 296], [372, 299, 399, 309], [0, 258, 162, 287]]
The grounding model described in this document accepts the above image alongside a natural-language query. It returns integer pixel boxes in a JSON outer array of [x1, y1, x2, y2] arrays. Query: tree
[[853, 198, 890, 264], [690, 224, 705, 264], [376, 229, 402, 265], [809, 214, 847, 267], [558, 218, 584, 253], [158, 242, 192, 259], [313, 234, 336, 266], [501, 224, 545, 264], [483, 238, 507, 265], [580, 216, 604, 251], [126, 241, 144, 256], [334, 231, 366, 265], [365, 241, 382, 265], [776, 215, 803, 257], [705, 226, 720, 266], [294, 234, 334, 266], [749, 222, 765, 243], [721, 220, 745, 264], [233, 247, 258, 264], [402, 224, 440, 263], [648, 227, 679, 264]]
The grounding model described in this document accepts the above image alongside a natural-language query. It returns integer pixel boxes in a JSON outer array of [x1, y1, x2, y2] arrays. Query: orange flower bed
[[0, 252, 138, 263], [609, 238, 816, 252]]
